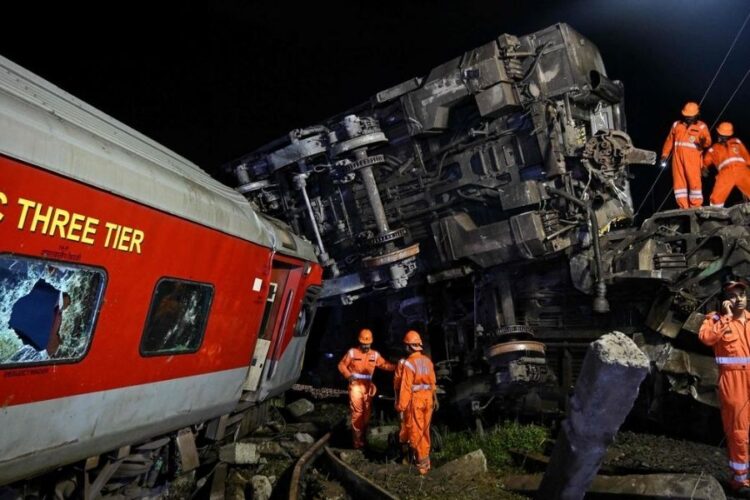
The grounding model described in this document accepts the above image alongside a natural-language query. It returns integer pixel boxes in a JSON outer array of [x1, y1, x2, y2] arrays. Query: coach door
[[263, 281, 320, 386], [243, 264, 289, 393]]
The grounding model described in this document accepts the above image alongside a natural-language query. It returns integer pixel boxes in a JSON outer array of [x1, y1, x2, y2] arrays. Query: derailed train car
[[0, 56, 322, 492], [226, 23, 750, 423]]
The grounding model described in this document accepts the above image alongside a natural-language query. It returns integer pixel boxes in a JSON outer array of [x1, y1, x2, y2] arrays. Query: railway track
[[288, 432, 397, 500]]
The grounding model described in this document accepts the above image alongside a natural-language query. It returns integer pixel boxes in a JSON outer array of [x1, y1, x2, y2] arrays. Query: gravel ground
[[604, 431, 746, 499], [218, 395, 741, 499], [605, 430, 727, 478], [332, 429, 742, 500], [335, 448, 525, 500]]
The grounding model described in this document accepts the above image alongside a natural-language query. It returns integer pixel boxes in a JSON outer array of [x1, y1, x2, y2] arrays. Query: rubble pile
[[197, 398, 349, 500]]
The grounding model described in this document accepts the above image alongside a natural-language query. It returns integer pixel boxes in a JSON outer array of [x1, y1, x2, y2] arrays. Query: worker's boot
[[352, 429, 365, 450], [731, 478, 750, 498], [416, 456, 431, 476], [400, 443, 410, 465]]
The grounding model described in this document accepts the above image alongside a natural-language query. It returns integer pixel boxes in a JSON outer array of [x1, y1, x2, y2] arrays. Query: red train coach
[[0, 55, 322, 488]]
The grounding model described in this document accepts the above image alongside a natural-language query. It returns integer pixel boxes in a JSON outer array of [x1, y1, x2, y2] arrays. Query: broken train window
[[292, 286, 321, 338], [0, 255, 105, 366], [140, 278, 213, 355]]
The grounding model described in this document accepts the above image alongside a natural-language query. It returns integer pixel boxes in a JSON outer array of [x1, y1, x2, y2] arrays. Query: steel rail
[[288, 431, 331, 500], [323, 446, 399, 500]]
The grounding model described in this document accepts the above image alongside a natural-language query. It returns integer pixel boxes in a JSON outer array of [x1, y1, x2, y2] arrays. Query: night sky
[[3, 0, 749, 217]]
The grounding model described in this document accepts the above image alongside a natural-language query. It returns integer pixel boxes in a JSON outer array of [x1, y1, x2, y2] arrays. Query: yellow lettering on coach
[[117, 226, 133, 251], [81, 217, 99, 245], [0, 191, 6, 222], [104, 222, 119, 248], [12, 197, 143, 253], [16, 198, 35, 229], [66, 212, 86, 242], [30, 204, 53, 234], [130, 229, 144, 254], [49, 208, 70, 238]]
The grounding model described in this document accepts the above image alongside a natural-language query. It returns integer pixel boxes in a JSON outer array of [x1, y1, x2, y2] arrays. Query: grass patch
[[434, 421, 547, 470]]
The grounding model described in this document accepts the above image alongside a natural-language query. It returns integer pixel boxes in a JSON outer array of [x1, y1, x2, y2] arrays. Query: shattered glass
[[0, 255, 105, 365], [141, 279, 212, 354]]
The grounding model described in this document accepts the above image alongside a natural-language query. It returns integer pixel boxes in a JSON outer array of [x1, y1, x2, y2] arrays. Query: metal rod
[[354, 150, 390, 235], [359, 166, 390, 234], [545, 186, 609, 313], [295, 174, 328, 255]]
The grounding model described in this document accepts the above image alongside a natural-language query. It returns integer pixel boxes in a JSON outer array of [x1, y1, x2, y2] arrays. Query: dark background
[[3, 0, 749, 217]]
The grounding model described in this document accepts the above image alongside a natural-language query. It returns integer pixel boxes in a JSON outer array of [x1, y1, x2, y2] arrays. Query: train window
[[292, 307, 308, 337], [293, 286, 321, 338], [140, 278, 213, 355], [0, 255, 105, 367]]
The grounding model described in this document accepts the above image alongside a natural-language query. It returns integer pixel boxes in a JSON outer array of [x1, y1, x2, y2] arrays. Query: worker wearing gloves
[[395, 330, 437, 475], [338, 328, 395, 449], [660, 101, 711, 208], [699, 280, 750, 496], [702, 122, 750, 208]]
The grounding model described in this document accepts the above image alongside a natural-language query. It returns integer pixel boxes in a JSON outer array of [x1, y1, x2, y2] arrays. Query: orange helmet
[[681, 101, 699, 117], [403, 330, 423, 350], [358, 328, 373, 344], [717, 121, 734, 137], [724, 279, 748, 293]]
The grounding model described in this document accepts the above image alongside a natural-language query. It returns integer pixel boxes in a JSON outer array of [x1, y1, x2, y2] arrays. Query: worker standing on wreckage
[[660, 101, 711, 208], [395, 330, 437, 475], [338, 329, 395, 449], [702, 121, 750, 208], [699, 280, 750, 496]]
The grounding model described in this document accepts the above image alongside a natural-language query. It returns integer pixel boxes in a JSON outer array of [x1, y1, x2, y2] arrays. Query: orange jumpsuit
[[699, 311, 750, 486], [662, 120, 711, 208], [394, 359, 411, 446], [702, 138, 750, 208], [338, 347, 395, 448], [395, 352, 436, 474]]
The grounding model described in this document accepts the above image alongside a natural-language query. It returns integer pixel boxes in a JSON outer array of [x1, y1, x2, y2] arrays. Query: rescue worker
[[338, 329, 395, 449], [699, 280, 750, 495], [660, 101, 712, 208], [395, 330, 437, 475], [702, 122, 750, 208], [393, 353, 411, 462]]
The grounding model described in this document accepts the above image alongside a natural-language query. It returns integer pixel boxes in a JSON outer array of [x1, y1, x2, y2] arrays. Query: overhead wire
[[634, 153, 670, 216], [699, 11, 750, 106], [708, 66, 750, 129], [634, 9, 750, 218]]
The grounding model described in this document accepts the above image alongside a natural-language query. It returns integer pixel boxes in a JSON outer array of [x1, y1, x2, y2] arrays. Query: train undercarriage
[[226, 23, 750, 427]]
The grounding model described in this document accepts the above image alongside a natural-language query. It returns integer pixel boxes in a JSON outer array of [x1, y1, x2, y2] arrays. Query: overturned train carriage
[[227, 24, 750, 419], [0, 55, 322, 488]]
